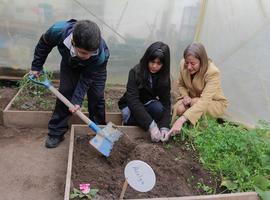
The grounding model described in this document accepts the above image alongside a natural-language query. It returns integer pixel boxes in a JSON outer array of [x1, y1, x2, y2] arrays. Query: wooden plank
[[129, 192, 259, 199], [64, 125, 75, 200], [4, 110, 52, 128], [3, 110, 122, 128]]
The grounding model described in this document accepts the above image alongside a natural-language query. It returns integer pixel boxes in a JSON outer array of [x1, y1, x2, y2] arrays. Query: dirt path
[[0, 126, 69, 200]]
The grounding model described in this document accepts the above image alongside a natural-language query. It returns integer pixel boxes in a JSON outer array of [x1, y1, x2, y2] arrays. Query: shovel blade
[[89, 122, 123, 157], [99, 122, 123, 143], [90, 134, 112, 157]]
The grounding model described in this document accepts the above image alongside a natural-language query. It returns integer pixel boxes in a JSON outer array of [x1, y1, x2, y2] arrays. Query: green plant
[[196, 182, 214, 195], [106, 98, 113, 110], [163, 143, 173, 150], [70, 183, 98, 200], [12, 70, 56, 111], [181, 117, 270, 199]]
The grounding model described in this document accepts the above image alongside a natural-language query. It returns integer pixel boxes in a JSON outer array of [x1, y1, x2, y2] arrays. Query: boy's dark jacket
[[31, 19, 110, 106], [118, 44, 171, 130]]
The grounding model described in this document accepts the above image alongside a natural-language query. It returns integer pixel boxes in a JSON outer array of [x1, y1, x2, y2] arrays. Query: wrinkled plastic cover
[[0, 0, 199, 83], [199, 0, 270, 125]]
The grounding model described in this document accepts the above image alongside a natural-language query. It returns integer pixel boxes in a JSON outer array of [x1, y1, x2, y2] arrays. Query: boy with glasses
[[30, 19, 109, 148]]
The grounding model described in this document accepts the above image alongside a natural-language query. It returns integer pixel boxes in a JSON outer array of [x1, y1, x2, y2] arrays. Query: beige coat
[[173, 60, 228, 125]]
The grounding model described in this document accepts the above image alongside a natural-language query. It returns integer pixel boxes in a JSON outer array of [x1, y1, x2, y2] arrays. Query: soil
[[72, 134, 219, 200], [10, 84, 125, 112], [9, 83, 177, 113], [0, 86, 17, 124]]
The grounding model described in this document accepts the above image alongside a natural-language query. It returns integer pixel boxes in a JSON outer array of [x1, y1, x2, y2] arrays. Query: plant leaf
[[253, 176, 270, 190], [90, 188, 99, 197], [255, 187, 270, 200], [220, 178, 238, 190], [69, 193, 78, 199]]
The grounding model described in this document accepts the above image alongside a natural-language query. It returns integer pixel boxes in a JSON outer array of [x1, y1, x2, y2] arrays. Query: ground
[[0, 126, 69, 200]]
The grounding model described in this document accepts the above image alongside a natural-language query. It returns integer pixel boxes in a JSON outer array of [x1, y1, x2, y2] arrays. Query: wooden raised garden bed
[[64, 124, 259, 200], [3, 84, 124, 128]]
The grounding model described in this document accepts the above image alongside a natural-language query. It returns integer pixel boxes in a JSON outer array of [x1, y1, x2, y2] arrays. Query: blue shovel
[[29, 72, 123, 157]]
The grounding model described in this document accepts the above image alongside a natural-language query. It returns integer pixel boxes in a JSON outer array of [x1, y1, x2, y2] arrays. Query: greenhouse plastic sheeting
[[0, 0, 199, 82], [197, 0, 270, 125], [1, 0, 269, 126]]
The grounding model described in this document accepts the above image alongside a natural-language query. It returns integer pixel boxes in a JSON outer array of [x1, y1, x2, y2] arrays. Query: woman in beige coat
[[163, 43, 228, 141]]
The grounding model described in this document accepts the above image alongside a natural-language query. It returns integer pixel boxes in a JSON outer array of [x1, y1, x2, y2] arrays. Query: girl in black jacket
[[118, 41, 171, 142]]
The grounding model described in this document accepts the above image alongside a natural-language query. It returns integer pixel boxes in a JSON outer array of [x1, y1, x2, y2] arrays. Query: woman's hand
[[183, 96, 192, 106], [69, 105, 81, 113], [168, 116, 187, 136]]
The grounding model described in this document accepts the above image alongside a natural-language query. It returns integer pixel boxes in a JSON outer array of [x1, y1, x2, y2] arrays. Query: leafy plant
[[12, 70, 56, 111], [196, 182, 214, 194], [106, 99, 113, 110], [70, 183, 98, 200], [180, 116, 270, 199], [163, 143, 173, 150]]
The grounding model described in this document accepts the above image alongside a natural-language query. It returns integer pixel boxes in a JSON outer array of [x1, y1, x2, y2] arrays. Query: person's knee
[[147, 101, 164, 121]]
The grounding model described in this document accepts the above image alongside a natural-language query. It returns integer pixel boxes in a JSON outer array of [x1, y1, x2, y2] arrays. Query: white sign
[[124, 160, 156, 192]]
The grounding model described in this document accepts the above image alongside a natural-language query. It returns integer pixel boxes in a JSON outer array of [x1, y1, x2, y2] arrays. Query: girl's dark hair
[[139, 41, 170, 86], [73, 20, 101, 51], [148, 48, 165, 64]]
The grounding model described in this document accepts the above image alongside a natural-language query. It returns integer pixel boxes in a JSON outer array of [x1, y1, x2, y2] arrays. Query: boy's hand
[[69, 105, 81, 113], [29, 70, 41, 77]]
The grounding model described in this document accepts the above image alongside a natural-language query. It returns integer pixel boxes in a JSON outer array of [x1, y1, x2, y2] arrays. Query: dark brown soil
[[0, 87, 17, 124], [10, 84, 125, 112], [0, 87, 17, 110], [72, 135, 219, 200]]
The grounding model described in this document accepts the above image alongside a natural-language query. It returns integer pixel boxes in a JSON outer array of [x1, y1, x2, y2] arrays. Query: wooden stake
[[119, 179, 128, 200]]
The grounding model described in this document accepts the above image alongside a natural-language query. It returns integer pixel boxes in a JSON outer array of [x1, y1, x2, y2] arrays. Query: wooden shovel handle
[[48, 86, 91, 125]]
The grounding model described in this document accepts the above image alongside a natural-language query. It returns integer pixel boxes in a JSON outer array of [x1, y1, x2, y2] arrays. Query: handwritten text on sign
[[133, 166, 145, 185]]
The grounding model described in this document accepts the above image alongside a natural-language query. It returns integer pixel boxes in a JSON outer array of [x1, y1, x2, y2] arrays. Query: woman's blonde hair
[[183, 42, 209, 75]]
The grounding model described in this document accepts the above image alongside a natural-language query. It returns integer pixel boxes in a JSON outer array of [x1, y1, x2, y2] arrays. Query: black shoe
[[45, 136, 64, 148]]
